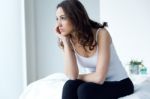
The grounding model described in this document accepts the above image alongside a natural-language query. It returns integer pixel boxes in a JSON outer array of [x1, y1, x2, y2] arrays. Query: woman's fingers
[[54, 24, 70, 42], [55, 25, 61, 34], [54, 25, 62, 38]]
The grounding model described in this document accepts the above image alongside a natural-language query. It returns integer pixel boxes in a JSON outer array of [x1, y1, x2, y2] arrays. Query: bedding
[[19, 73, 150, 99]]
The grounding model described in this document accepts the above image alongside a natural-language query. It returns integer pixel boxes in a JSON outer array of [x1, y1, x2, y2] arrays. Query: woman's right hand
[[55, 25, 71, 45]]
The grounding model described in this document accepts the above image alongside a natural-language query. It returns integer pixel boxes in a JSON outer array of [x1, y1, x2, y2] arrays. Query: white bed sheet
[[19, 73, 150, 99]]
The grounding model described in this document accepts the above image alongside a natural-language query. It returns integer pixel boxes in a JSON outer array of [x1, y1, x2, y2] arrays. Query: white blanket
[[19, 73, 150, 99]]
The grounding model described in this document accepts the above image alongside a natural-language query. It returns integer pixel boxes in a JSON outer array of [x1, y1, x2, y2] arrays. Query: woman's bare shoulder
[[97, 28, 112, 44]]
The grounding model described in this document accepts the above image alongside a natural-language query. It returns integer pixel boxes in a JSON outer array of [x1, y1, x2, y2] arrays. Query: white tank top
[[72, 28, 128, 81]]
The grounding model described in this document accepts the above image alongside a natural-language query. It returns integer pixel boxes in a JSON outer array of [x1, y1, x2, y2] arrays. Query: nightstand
[[129, 74, 150, 84]]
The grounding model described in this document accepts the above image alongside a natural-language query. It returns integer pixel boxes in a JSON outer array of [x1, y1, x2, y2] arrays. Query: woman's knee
[[77, 83, 97, 97], [63, 79, 84, 89], [77, 82, 106, 99], [62, 80, 83, 99]]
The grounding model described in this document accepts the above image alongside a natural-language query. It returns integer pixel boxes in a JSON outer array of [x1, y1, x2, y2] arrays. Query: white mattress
[[19, 73, 150, 99]]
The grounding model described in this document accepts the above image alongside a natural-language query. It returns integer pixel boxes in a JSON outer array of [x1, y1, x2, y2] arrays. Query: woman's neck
[[70, 32, 79, 44]]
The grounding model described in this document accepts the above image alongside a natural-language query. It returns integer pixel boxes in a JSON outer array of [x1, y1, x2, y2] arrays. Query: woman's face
[[56, 7, 74, 36]]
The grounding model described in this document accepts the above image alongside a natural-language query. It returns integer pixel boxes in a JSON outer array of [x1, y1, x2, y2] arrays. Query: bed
[[19, 73, 150, 99]]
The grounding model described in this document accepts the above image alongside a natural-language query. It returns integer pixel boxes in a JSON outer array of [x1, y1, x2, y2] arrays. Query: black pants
[[62, 78, 134, 99]]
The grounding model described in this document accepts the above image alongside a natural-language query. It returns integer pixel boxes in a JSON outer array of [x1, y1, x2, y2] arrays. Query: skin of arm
[[55, 24, 79, 80], [78, 28, 111, 84], [55, 7, 79, 80], [62, 38, 79, 80]]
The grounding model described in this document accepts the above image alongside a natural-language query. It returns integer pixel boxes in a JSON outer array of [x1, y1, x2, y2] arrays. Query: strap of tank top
[[95, 28, 101, 42], [96, 28, 113, 44]]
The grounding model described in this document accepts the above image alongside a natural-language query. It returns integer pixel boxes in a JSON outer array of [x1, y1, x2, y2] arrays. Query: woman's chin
[[61, 32, 69, 36]]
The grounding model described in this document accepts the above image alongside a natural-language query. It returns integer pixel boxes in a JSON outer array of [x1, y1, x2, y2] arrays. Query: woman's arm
[[55, 26, 79, 80], [62, 38, 79, 80], [78, 28, 111, 84]]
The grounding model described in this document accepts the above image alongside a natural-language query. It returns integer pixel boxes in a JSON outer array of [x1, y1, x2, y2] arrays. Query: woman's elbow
[[66, 73, 78, 80], [95, 76, 105, 84], [69, 77, 77, 80], [68, 75, 78, 80], [94, 80, 104, 85]]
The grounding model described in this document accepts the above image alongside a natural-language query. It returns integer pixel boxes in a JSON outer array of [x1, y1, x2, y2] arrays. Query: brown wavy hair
[[56, 0, 107, 51]]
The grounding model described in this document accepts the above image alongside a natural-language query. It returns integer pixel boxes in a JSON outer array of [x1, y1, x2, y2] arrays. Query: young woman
[[55, 0, 134, 99]]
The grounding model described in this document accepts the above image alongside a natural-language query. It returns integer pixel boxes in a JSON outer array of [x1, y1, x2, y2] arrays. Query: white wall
[[34, 0, 63, 80], [0, 0, 26, 99], [31, 0, 100, 81], [100, 0, 150, 73], [25, 0, 37, 85]]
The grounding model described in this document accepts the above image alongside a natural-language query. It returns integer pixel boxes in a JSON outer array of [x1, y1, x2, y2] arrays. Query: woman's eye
[[61, 16, 67, 20]]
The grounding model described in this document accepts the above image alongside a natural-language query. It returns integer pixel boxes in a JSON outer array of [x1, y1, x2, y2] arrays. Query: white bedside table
[[129, 74, 150, 84]]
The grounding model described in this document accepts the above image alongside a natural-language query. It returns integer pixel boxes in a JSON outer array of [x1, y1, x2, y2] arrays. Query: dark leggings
[[62, 78, 134, 99]]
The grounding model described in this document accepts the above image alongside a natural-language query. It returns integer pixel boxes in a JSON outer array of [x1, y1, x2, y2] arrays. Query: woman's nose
[[57, 20, 62, 27]]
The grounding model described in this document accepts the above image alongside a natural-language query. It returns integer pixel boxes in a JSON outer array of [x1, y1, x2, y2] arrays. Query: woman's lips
[[59, 29, 64, 32]]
